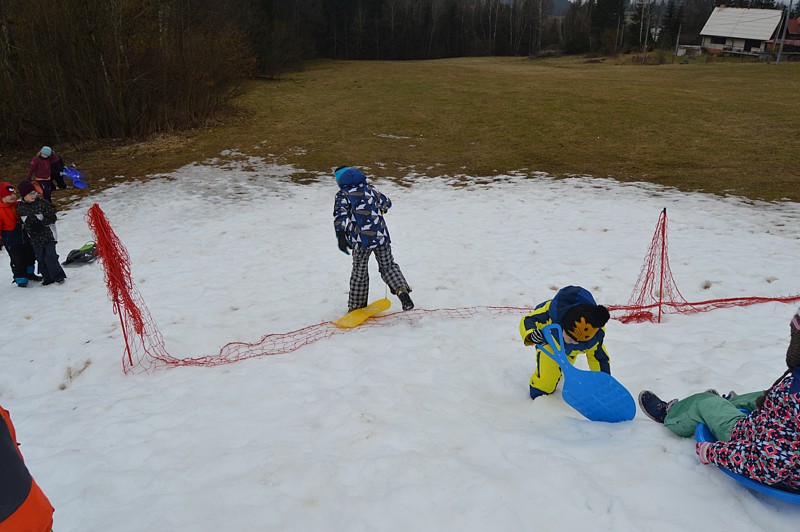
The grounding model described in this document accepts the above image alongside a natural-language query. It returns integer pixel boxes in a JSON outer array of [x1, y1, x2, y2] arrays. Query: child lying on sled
[[639, 306, 800, 492]]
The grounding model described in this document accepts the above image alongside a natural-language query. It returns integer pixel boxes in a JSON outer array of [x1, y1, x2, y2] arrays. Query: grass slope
[[2, 56, 798, 202]]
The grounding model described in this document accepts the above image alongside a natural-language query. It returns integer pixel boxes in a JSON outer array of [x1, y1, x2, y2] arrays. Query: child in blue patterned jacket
[[639, 306, 800, 492], [332, 166, 413, 313]]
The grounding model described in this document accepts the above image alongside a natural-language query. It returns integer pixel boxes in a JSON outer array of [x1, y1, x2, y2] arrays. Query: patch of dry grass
[[2, 56, 798, 203]]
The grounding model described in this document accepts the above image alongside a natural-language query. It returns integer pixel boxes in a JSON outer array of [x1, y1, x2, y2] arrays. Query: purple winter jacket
[[27, 153, 60, 181]]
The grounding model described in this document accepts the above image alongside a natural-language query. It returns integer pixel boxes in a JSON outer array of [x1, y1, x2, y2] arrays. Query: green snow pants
[[663, 391, 762, 441]]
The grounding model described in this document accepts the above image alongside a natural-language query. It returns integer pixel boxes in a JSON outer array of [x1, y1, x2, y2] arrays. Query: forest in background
[[1, 0, 797, 148]]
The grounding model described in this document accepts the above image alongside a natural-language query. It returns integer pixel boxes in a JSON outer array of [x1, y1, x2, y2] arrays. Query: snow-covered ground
[[2, 156, 800, 531]]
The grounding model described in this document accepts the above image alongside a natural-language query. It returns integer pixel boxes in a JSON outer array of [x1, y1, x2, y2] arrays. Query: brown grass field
[[2, 55, 799, 204]]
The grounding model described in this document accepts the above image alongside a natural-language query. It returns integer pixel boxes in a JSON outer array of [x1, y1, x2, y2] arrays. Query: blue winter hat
[[550, 286, 609, 342], [335, 167, 367, 187], [550, 286, 597, 324], [40, 146, 52, 157], [334, 166, 350, 181]]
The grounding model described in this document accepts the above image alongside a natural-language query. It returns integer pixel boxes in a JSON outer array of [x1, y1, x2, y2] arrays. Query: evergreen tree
[[564, 0, 593, 53], [658, 0, 684, 49], [626, 1, 653, 49], [681, 0, 715, 45], [591, 0, 626, 53]]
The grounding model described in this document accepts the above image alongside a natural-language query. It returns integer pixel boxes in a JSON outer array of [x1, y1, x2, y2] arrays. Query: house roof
[[789, 17, 800, 37], [700, 7, 783, 40]]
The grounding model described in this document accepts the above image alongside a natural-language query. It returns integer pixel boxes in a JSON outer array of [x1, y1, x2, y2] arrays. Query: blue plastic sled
[[540, 324, 636, 423], [694, 422, 800, 503], [62, 167, 88, 189]]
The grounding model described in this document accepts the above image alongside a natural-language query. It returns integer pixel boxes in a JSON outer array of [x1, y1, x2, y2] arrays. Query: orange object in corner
[[0, 407, 54, 532]]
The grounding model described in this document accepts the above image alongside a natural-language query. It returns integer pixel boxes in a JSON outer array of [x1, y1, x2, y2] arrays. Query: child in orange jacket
[[0, 182, 39, 287], [0, 405, 54, 532]]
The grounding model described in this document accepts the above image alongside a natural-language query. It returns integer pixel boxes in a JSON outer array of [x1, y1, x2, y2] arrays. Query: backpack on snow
[[62, 242, 98, 266]]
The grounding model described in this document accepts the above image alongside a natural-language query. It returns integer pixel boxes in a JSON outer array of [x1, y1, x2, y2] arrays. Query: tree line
[[2, 0, 794, 148], [1, 0, 253, 147]]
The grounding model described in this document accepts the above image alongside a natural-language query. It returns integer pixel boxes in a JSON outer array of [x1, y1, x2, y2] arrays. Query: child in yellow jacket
[[520, 285, 611, 400]]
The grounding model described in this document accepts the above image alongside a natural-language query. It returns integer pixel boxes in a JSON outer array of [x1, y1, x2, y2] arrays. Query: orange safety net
[[87, 204, 800, 373]]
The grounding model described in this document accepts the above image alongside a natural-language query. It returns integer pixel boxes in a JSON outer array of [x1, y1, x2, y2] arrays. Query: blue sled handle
[[540, 323, 573, 371]]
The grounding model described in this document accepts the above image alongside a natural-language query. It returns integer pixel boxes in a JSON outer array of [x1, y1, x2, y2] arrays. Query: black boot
[[397, 288, 414, 311], [638, 391, 677, 424]]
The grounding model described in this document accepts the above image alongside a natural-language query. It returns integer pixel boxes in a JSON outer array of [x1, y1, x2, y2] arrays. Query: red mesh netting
[[612, 208, 800, 323], [87, 204, 800, 373], [87, 204, 533, 373]]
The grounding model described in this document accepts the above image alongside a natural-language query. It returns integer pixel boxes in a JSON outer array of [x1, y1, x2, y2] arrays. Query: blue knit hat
[[334, 166, 350, 181], [40, 146, 52, 157], [334, 167, 367, 187], [550, 286, 609, 342]]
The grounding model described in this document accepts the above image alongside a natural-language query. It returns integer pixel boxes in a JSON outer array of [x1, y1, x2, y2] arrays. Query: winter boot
[[530, 386, 548, 400], [26, 265, 42, 281], [638, 391, 677, 424], [14, 277, 29, 288], [397, 288, 414, 311]]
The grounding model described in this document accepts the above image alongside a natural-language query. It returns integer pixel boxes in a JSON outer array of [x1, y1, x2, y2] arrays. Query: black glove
[[336, 231, 351, 255], [527, 328, 545, 345]]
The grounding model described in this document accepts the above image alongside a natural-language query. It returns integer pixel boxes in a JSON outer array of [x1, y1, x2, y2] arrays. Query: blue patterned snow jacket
[[706, 367, 800, 491], [333, 168, 392, 250]]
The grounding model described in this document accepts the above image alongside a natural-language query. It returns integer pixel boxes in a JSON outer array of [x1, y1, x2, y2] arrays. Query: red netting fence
[[611, 208, 800, 323], [86, 204, 800, 373]]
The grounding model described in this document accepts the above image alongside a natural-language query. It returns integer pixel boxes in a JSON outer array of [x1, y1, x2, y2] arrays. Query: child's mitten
[[527, 328, 544, 345], [696, 442, 712, 465]]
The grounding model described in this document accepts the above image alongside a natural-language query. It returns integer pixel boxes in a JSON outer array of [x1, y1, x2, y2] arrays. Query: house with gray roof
[[700, 7, 784, 56]]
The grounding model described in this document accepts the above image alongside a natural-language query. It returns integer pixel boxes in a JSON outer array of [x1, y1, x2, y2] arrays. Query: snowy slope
[[2, 157, 800, 531]]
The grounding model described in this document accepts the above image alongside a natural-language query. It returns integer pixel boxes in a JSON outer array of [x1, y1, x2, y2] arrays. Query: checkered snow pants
[[348, 244, 409, 311]]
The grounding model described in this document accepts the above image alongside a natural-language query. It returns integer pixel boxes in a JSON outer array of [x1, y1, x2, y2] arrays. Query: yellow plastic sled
[[334, 298, 391, 328]]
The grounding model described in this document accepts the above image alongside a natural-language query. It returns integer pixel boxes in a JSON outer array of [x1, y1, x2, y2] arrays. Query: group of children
[[1, 146, 68, 288], [0, 165, 796, 531], [332, 165, 800, 494]]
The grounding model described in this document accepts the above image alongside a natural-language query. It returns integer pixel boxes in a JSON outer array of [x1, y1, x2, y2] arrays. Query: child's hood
[[549, 286, 598, 325], [0, 182, 17, 208]]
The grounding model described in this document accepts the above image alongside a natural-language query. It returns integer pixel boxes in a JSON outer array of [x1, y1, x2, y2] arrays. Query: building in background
[[700, 7, 783, 56]]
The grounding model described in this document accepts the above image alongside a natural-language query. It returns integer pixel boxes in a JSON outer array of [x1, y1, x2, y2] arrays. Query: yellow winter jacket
[[520, 300, 610, 373]]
